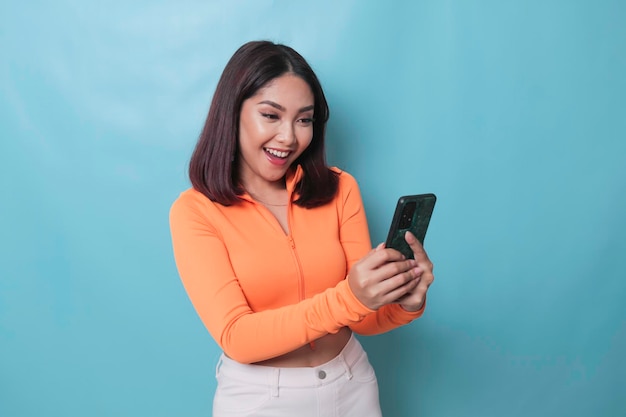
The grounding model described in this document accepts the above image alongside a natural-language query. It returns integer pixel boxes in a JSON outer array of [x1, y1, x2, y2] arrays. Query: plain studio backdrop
[[1, 1, 624, 416]]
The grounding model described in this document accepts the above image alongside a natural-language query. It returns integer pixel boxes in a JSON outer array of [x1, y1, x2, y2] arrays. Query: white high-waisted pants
[[213, 334, 383, 417]]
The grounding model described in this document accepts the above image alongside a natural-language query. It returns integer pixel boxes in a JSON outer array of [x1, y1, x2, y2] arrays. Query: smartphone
[[384, 193, 437, 259]]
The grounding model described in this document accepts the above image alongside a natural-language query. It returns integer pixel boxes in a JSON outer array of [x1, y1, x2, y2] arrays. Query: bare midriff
[[252, 328, 352, 368]]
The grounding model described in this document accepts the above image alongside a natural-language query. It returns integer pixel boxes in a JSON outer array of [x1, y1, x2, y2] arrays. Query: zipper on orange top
[[251, 196, 314, 349], [252, 198, 305, 302], [286, 207, 315, 350], [286, 236, 305, 303], [282, 198, 300, 299]]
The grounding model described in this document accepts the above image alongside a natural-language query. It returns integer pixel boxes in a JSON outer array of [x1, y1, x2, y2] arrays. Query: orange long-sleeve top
[[169, 167, 424, 364]]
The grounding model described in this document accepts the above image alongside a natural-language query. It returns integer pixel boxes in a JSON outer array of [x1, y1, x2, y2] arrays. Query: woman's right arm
[[169, 192, 376, 364]]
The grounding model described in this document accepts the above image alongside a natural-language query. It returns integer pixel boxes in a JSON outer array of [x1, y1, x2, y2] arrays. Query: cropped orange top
[[169, 167, 424, 363]]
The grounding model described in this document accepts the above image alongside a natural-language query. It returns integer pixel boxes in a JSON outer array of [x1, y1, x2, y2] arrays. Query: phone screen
[[384, 194, 436, 259]]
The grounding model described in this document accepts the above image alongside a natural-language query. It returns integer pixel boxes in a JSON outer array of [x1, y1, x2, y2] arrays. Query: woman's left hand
[[394, 231, 435, 311]]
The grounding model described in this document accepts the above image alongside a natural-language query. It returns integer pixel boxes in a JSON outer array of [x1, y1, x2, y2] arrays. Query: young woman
[[169, 40, 434, 417]]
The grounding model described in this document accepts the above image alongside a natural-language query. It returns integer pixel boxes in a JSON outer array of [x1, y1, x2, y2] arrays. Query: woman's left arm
[[337, 171, 431, 335]]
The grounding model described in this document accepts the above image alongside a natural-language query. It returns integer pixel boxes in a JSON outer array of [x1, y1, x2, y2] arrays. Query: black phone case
[[384, 193, 437, 259]]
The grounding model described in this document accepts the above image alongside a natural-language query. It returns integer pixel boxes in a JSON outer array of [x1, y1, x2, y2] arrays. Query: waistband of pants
[[216, 333, 365, 388]]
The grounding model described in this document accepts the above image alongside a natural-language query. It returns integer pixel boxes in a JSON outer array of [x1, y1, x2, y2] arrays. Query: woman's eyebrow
[[258, 100, 314, 113]]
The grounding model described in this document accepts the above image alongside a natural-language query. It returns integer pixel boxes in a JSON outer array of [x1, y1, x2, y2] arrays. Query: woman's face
[[237, 74, 315, 191]]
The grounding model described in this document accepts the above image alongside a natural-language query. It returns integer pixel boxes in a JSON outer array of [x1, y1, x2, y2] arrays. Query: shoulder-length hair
[[189, 40, 339, 208]]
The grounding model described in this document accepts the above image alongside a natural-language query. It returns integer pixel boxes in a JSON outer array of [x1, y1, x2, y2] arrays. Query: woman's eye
[[298, 117, 314, 125], [261, 113, 279, 120]]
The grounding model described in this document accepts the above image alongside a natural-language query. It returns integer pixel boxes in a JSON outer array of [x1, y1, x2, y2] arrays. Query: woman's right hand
[[347, 245, 421, 310]]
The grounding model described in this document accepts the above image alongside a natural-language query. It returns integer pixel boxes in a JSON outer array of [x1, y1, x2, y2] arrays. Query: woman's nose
[[276, 122, 296, 144]]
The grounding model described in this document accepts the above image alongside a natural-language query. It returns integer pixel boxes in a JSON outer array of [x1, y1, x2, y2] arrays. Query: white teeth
[[265, 148, 290, 158]]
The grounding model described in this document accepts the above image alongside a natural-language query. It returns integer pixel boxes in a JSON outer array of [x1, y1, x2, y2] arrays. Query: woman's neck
[[245, 186, 289, 207]]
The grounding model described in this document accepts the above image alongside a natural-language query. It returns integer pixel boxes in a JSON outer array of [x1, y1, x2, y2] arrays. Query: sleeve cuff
[[338, 279, 376, 316]]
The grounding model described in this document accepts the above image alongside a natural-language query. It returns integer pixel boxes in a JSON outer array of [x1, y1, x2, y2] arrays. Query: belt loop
[[270, 368, 280, 397], [341, 356, 353, 380], [215, 356, 224, 378]]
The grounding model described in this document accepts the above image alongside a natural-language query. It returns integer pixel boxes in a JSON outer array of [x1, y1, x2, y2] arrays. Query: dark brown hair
[[189, 40, 339, 208]]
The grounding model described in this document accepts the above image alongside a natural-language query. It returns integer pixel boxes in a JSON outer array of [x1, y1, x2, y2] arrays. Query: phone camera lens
[[399, 202, 416, 229]]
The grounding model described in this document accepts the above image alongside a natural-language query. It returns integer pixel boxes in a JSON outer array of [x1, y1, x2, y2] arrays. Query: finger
[[412, 271, 434, 297], [376, 265, 422, 296], [405, 231, 433, 267], [385, 275, 421, 302], [398, 261, 434, 293], [418, 270, 435, 288], [374, 258, 419, 280], [404, 231, 426, 259], [395, 284, 418, 304], [359, 247, 407, 270]]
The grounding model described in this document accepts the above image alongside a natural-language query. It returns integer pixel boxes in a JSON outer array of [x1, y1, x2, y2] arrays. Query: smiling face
[[237, 73, 315, 192]]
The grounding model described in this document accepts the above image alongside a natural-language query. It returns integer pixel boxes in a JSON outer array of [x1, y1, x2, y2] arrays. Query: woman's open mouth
[[264, 148, 291, 159]]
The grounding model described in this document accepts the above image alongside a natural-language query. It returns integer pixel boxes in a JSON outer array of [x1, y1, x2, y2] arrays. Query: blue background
[[1, 1, 625, 416]]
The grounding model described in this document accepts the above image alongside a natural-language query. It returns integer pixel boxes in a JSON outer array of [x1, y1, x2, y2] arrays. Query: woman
[[170, 40, 434, 417]]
